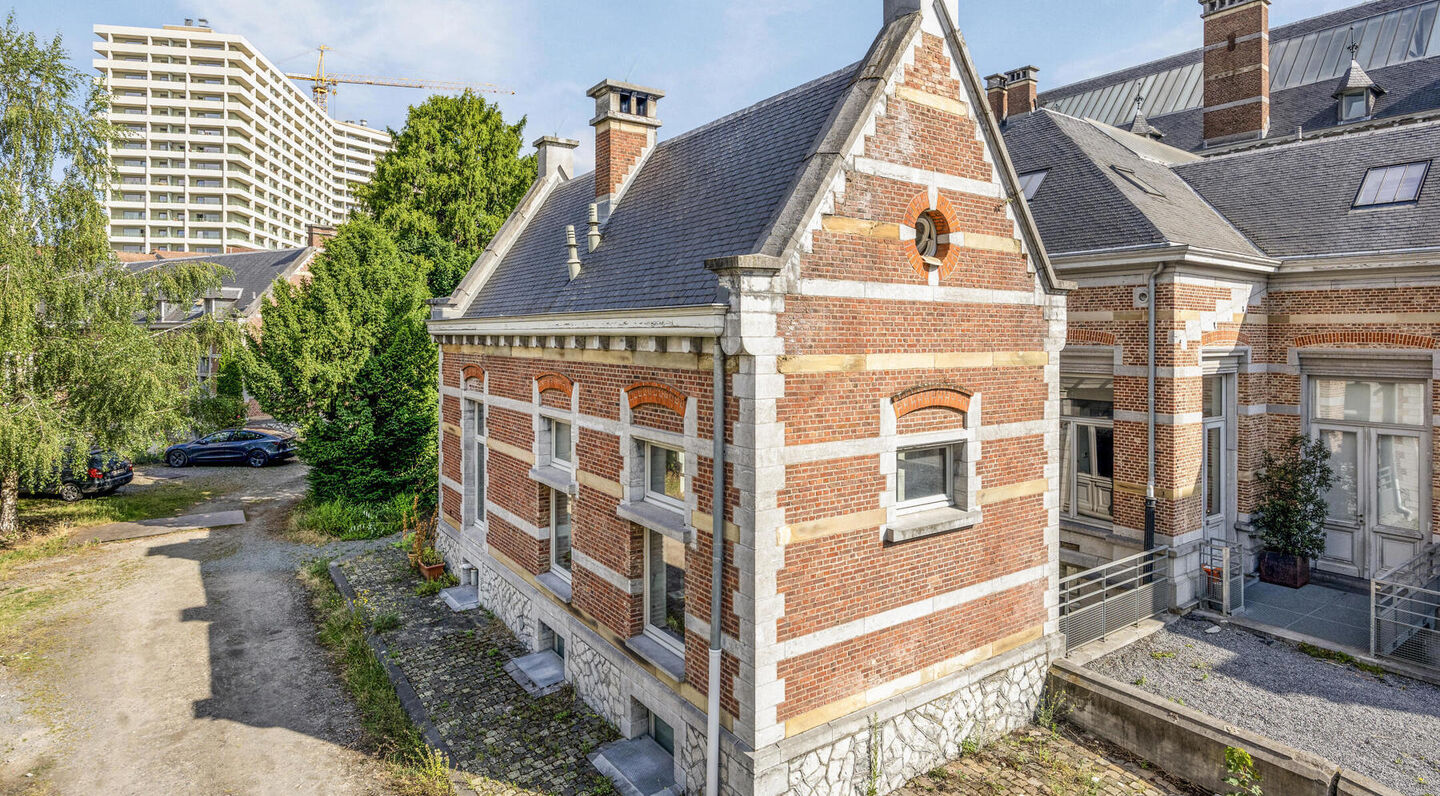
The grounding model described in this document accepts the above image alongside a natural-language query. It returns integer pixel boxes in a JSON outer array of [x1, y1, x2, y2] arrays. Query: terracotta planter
[[1259, 550, 1310, 589], [418, 560, 447, 581]]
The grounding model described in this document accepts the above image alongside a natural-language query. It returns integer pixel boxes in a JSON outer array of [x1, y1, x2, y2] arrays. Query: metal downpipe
[[1145, 264, 1164, 552], [705, 338, 726, 796]]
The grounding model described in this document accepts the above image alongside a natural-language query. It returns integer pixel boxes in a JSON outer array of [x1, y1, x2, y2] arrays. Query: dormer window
[[1017, 170, 1048, 201], [1339, 90, 1370, 121]]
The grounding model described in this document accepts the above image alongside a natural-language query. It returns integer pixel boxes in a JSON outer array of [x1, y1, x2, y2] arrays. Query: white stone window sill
[[624, 633, 685, 682], [884, 506, 981, 544], [536, 571, 572, 604], [616, 500, 693, 544], [528, 463, 577, 495]]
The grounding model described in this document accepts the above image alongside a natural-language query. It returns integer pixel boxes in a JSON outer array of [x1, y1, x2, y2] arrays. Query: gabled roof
[[128, 247, 314, 322], [464, 66, 855, 318], [452, 7, 1065, 322], [1003, 109, 1262, 259], [1333, 59, 1384, 97], [1174, 120, 1440, 258]]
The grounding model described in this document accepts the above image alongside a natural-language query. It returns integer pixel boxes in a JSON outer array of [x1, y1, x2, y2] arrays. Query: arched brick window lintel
[[459, 364, 485, 388], [535, 371, 575, 397], [891, 385, 972, 419], [624, 381, 689, 416]]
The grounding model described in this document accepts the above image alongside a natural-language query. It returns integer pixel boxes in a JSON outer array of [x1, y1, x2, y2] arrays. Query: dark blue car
[[165, 428, 297, 468]]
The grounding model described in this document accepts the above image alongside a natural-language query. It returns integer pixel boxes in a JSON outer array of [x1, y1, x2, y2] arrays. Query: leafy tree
[[356, 91, 534, 297], [0, 15, 221, 540], [242, 216, 435, 503], [1252, 434, 1335, 559]]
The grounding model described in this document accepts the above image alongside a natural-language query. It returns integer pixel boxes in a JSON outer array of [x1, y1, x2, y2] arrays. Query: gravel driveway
[[0, 461, 395, 795], [1087, 616, 1440, 796]]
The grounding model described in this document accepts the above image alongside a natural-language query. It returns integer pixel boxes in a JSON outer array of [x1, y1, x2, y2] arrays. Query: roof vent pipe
[[565, 225, 581, 280], [587, 204, 601, 252]]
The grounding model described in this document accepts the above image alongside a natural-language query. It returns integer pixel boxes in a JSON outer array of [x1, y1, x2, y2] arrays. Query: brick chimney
[[587, 79, 663, 221], [985, 74, 1009, 121], [1004, 66, 1040, 115], [534, 135, 580, 181], [1200, 0, 1271, 145], [306, 225, 336, 249]]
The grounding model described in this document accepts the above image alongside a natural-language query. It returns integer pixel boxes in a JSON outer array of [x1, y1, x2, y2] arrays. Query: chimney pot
[[587, 203, 601, 252], [587, 79, 664, 216], [197, 17, 208, 27], [985, 74, 1010, 121], [184, 18, 193, 26], [565, 225, 581, 280], [1003, 65, 1040, 116], [533, 135, 580, 181]]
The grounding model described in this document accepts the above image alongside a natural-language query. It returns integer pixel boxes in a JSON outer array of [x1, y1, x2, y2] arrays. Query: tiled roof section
[[464, 65, 857, 318], [1334, 59, 1382, 95], [128, 247, 312, 321], [1035, 0, 1440, 150], [1174, 120, 1440, 257], [1003, 110, 1260, 258]]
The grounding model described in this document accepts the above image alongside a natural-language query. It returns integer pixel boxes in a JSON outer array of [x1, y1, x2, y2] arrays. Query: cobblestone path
[[341, 549, 618, 795], [894, 726, 1205, 796]]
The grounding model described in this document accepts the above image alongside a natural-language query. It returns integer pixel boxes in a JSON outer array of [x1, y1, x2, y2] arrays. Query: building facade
[[988, 0, 1440, 603], [426, 2, 1068, 794], [93, 21, 390, 254]]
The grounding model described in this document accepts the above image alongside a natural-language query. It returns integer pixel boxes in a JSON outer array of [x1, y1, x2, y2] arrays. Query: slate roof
[[464, 66, 856, 318], [1174, 120, 1440, 257], [1003, 110, 1261, 258], [129, 247, 313, 322], [1333, 59, 1383, 95], [1035, 0, 1440, 152]]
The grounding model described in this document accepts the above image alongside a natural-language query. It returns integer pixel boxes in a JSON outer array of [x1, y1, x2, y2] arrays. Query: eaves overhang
[[1049, 242, 1280, 275], [426, 304, 728, 340]]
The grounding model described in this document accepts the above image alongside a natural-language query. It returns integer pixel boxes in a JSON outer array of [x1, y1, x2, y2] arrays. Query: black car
[[164, 428, 297, 468], [22, 450, 134, 502]]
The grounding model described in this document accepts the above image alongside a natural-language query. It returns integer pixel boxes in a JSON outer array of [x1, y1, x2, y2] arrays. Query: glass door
[[1200, 375, 1231, 543], [1370, 428, 1424, 575], [1314, 424, 1364, 577]]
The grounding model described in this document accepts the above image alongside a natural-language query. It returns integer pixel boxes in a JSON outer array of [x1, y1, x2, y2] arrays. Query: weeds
[[373, 611, 402, 634], [1034, 690, 1070, 732], [415, 573, 460, 597], [298, 561, 450, 795], [1297, 642, 1388, 677], [289, 492, 419, 543], [1223, 745, 1263, 796]]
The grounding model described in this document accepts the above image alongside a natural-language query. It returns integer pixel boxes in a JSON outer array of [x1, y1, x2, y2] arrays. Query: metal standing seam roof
[[463, 66, 857, 319], [1037, 0, 1440, 146], [1002, 110, 1262, 258]]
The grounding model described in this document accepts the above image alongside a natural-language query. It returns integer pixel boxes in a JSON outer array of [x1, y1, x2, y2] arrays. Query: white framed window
[[644, 528, 686, 655], [895, 444, 959, 514], [550, 489, 572, 580], [643, 442, 685, 510], [545, 415, 573, 469], [1060, 376, 1114, 524], [462, 399, 486, 528], [1201, 374, 1231, 542]]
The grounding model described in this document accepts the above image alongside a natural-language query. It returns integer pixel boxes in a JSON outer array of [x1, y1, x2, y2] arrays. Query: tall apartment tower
[[93, 21, 392, 254]]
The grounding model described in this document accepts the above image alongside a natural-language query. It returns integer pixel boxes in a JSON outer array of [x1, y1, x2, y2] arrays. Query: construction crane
[[285, 45, 514, 113]]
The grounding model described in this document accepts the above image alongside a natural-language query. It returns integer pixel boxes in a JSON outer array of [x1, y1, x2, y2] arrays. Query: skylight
[[1353, 161, 1429, 208], [1017, 170, 1048, 201], [1111, 165, 1164, 197]]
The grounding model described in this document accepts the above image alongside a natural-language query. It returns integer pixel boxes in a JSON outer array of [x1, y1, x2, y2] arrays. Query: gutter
[[705, 338, 726, 796]]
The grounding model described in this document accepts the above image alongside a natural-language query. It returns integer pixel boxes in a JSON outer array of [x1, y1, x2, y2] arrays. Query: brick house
[[986, 0, 1440, 604], [425, 1, 1069, 793]]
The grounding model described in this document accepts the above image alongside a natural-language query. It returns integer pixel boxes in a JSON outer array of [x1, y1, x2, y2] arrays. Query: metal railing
[[1200, 541, 1245, 616], [1059, 546, 1170, 652], [1372, 543, 1440, 671]]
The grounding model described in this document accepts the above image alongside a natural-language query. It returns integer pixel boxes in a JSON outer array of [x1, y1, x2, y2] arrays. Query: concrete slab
[[589, 737, 680, 796], [439, 585, 479, 612], [1289, 615, 1370, 650], [70, 510, 246, 545], [503, 650, 566, 697]]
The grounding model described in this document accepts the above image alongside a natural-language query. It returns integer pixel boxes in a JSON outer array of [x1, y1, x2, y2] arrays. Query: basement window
[[1017, 170, 1048, 200], [1110, 165, 1164, 197], [1353, 161, 1429, 208]]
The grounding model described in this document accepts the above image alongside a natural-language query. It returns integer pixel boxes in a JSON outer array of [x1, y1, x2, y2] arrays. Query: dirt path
[[0, 461, 395, 796]]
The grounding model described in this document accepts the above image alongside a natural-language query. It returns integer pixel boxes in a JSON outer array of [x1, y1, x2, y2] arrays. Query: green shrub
[[415, 573, 459, 596], [290, 492, 417, 540], [1253, 434, 1334, 559]]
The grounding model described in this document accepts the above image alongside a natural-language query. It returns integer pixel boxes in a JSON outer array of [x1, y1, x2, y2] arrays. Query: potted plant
[[417, 546, 447, 581], [1252, 434, 1334, 588]]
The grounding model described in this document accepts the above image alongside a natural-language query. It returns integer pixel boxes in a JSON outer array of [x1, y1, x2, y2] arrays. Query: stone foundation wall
[[568, 633, 626, 727], [762, 636, 1055, 796]]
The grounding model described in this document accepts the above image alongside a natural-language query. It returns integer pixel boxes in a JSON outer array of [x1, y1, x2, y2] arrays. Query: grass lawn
[[1, 478, 222, 576]]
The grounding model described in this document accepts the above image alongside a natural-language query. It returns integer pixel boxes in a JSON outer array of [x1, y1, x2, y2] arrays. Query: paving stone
[[342, 548, 619, 795]]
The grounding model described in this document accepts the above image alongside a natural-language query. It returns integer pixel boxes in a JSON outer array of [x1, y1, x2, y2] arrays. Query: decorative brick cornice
[[891, 385, 972, 418], [1292, 331, 1435, 350], [901, 192, 963, 280], [1067, 329, 1117, 346], [625, 381, 688, 416], [460, 364, 485, 386], [1201, 330, 1251, 348], [535, 371, 574, 396]]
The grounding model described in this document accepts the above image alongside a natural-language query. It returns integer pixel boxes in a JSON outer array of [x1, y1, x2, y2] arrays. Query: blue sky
[[17, 0, 1355, 173]]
